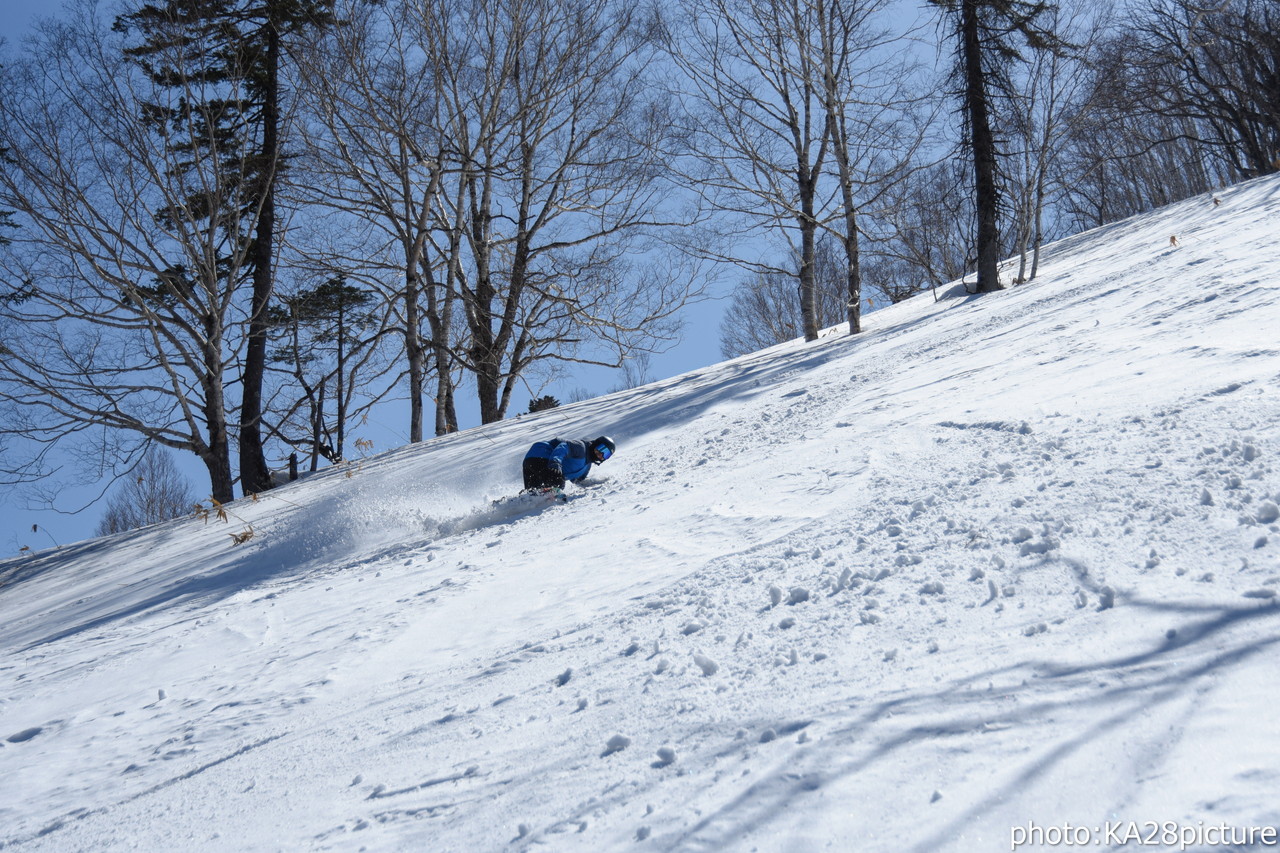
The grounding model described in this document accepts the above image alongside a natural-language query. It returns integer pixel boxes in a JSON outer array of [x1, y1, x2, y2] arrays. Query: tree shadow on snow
[[667, 600, 1280, 852]]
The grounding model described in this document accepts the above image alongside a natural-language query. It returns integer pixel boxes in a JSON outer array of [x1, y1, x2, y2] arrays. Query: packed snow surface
[[3, 176, 1280, 853]]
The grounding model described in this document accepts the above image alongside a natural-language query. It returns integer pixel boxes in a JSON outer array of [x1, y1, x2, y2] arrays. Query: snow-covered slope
[[2, 176, 1279, 853]]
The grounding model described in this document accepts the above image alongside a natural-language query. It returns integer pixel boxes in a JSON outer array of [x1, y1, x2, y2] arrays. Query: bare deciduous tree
[[1003, 0, 1101, 283], [719, 237, 850, 358], [668, 0, 927, 342], [290, 0, 462, 440], [0, 6, 267, 502], [95, 447, 195, 536], [1054, 30, 1230, 230], [871, 158, 973, 299], [427, 0, 701, 424], [1123, 0, 1280, 181]]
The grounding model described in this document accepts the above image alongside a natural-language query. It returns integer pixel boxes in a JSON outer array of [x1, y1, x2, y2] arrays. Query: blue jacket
[[525, 438, 594, 483]]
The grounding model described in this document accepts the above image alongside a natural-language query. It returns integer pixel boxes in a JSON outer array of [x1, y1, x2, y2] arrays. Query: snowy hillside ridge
[[2, 174, 1279, 852]]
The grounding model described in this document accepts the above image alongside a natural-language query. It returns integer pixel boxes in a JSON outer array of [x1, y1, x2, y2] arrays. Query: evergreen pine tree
[[929, 0, 1067, 293], [528, 395, 561, 414], [113, 0, 337, 494]]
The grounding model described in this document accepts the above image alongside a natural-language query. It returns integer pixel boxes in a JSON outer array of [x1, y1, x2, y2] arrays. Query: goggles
[[596, 445, 613, 461]]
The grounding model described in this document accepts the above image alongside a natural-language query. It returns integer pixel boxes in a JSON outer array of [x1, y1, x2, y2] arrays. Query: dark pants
[[523, 457, 563, 491]]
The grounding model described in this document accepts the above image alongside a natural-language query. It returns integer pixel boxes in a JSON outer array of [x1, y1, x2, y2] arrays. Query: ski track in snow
[[1, 176, 1280, 851]]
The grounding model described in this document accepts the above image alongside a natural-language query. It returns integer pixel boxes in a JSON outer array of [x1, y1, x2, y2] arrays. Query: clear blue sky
[[0, 0, 41, 43]]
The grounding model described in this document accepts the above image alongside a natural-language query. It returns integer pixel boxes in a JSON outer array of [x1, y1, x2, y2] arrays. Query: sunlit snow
[[2, 175, 1279, 852]]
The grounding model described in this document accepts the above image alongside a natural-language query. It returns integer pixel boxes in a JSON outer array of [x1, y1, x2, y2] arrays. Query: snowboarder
[[522, 436, 616, 492]]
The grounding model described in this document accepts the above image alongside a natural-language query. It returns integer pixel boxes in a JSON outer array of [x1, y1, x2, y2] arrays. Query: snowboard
[[491, 487, 569, 510]]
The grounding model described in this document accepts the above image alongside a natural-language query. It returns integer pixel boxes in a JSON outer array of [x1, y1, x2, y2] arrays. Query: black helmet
[[591, 435, 616, 462]]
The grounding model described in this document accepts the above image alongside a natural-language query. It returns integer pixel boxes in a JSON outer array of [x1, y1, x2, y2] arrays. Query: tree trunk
[[424, 256, 459, 436], [961, 0, 1003, 293], [1030, 159, 1047, 281], [830, 121, 863, 334], [405, 269, 425, 444], [202, 445, 236, 505], [464, 160, 505, 424], [202, 358, 235, 503], [798, 174, 820, 341], [841, 203, 862, 334], [335, 297, 347, 461], [239, 19, 279, 494], [468, 262, 503, 424]]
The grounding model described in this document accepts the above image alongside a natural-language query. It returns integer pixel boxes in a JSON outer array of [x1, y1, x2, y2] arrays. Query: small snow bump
[[1242, 588, 1276, 600], [787, 587, 810, 605], [778, 617, 796, 630], [554, 668, 573, 687], [681, 620, 705, 635], [6, 727, 42, 744], [1018, 537, 1059, 556], [602, 734, 632, 756], [768, 584, 784, 607], [931, 790, 944, 803], [1255, 501, 1280, 524], [692, 654, 719, 676], [654, 747, 677, 767]]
